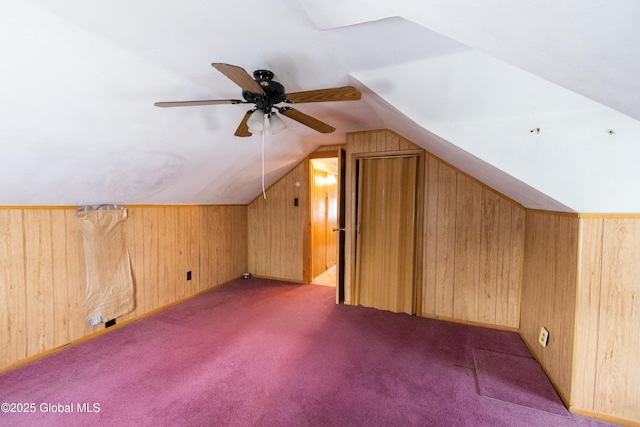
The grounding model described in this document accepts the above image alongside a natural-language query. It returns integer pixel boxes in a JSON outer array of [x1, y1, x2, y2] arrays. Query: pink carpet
[[473, 349, 569, 417], [0, 278, 619, 426]]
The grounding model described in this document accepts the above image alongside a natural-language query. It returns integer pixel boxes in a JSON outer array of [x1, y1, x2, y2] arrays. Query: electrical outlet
[[538, 327, 549, 347]]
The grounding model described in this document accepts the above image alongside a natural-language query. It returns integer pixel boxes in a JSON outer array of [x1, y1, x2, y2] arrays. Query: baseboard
[[250, 274, 306, 284], [570, 406, 640, 427]]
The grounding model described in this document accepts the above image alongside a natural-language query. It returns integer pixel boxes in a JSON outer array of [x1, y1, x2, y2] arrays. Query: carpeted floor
[[473, 348, 569, 417], [0, 278, 619, 426]]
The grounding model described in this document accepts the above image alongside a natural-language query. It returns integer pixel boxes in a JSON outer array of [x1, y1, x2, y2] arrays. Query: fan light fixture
[[155, 63, 361, 137], [247, 110, 265, 133], [268, 112, 287, 134], [247, 110, 287, 136]]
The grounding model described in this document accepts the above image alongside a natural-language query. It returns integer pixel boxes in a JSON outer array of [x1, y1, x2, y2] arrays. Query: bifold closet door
[[354, 155, 418, 314]]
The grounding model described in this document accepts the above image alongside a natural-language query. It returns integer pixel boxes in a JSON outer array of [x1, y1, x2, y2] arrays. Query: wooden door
[[354, 155, 418, 314], [337, 148, 346, 303]]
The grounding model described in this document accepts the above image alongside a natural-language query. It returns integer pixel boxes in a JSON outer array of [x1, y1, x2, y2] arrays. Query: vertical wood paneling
[[593, 219, 640, 421], [158, 207, 175, 307], [50, 210, 69, 347], [273, 175, 285, 280], [200, 205, 247, 289], [229, 205, 248, 282], [172, 207, 184, 299], [2, 205, 247, 371], [495, 201, 513, 325], [557, 216, 578, 397], [507, 207, 524, 328], [520, 210, 578, 403], [384, 131, 400, 151], [142, 208, 160, 311], [422, 156, 438, 316], [478, 190, 500, 324], [247, 161, 308, 282], [572, 218, 603, 411], [434, 163, 457, 318], [120, 209, 137, 322], [346, 130, 524, 329], [572, 217, 640, 424], [180, 207, 200, 298], [201, 205, 222, 287], [23, 210, 55, 357], [64, 209, 89, 342], [124, 208, 145, 320], [453, 175, 482, 322], [0, 210, 26, 367]]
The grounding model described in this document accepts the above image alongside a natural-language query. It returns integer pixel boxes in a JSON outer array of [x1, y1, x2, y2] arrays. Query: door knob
[[332, 228, 345, 232]]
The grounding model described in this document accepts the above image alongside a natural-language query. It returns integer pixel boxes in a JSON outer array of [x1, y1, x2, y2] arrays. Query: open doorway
[[310, 157, 338, 287]]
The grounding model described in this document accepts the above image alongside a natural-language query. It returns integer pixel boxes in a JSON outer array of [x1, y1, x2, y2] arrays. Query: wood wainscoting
[[421, 158, 524, 328], [345, 130, 524, 330], [520, 210, 640, 425], [247, 160, 310, 283], [572, 216, 640, 424], [519, 210, 579, 405], [0, 205, 247, 372]]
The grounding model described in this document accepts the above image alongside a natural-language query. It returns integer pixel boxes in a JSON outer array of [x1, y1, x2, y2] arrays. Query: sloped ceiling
[[2, 0, 640, 212]]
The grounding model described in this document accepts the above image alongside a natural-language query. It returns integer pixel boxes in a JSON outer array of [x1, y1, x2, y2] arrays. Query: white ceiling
[[2, 0, 640, 212]]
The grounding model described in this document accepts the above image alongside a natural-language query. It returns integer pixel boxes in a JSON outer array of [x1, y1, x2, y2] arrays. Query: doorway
[[310, 158, 338, 287]]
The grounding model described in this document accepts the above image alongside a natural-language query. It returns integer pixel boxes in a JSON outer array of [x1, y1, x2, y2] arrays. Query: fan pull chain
[[261, 115, 267, 199]]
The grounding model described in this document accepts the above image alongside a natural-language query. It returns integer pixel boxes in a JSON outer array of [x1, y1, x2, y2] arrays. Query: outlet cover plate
[[538, 327, 549, 347]]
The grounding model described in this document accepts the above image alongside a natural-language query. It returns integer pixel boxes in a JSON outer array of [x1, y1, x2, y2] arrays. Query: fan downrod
[[253, 70, 274, 81]]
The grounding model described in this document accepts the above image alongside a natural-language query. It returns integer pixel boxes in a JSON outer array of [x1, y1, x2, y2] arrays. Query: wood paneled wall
[[421, 159, 524, 328], [573, 217, 640, 423], [0, 205, 247, 371], [200, 206, 248, 289], [345, 130, 524, 329], [344, 131, 421, 305], [247, 161, 310, 283], [519, 210, 579, 404]]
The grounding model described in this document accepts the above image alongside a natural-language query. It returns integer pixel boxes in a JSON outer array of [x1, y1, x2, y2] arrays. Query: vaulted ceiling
[[3, 1, 640, 212]]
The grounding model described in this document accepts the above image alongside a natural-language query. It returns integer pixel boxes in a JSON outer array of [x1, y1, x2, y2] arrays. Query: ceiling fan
[[155, 63, 362, 137]]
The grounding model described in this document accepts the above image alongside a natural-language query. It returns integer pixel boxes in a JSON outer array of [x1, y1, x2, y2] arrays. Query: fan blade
[[154, 99, 244, 107], [279, 107, 335, 133], [285, 86, 361, 104], [212, 63, 265, 95], [234, 110, 253, 137]]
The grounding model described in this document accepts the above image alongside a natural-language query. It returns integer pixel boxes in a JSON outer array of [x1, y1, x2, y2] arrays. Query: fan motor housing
[[242, 69, 286, 111]]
